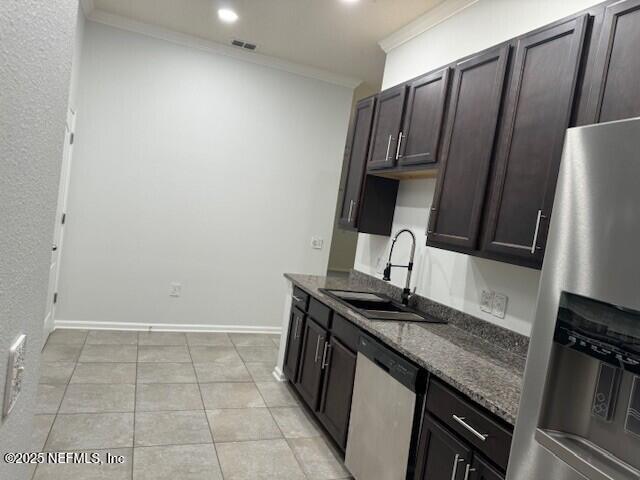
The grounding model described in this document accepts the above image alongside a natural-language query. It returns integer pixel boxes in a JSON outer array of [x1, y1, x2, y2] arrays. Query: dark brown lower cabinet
[[283, 307, 306, 382], [295, 319, 327, 410], [286, 298, 359, 451], [469, 456, 504, 480], [415, 416, 505, 480], [316, 336, 357, 449], [415, 416, 472, 480]]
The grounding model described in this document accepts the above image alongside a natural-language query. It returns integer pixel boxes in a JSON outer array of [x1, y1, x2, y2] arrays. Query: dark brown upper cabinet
[[588, 0, 640, 123], [367, 85, 408, 170], [427, 46, 510, 250], [482, 15, 588, 266], [338, 96, 376, 229], [337, 96, 399, 236], [397, 68, 451, 167]]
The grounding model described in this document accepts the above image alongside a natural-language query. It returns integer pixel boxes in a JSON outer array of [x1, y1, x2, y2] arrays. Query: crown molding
[[86, 10, 362, 89], [379, 0, 479, 53], [80, 0, 95, 17]]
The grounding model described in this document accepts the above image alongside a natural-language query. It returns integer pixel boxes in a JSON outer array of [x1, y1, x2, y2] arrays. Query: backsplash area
[[354, 178, 542, 337], [349, 269, 530, 359]]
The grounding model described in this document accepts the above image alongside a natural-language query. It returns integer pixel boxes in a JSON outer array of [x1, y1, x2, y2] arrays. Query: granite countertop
[[284, 272, 527, 426]]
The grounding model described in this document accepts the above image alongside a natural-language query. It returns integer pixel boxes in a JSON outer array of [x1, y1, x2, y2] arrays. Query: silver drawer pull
[[292, 295, 303, 302], [385, 134, 393, 161], [531, 210, 545, 254], [450, 454, 464, 480], [452, 415, 488, 442], [396, 132, 403, 159], [463, 464, 476, 480], [348, 200, 354, 223]]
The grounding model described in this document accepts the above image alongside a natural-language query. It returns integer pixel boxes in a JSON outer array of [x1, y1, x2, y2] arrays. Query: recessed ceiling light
[[341, 0, 360, 3], [218, 8, 239, 23]]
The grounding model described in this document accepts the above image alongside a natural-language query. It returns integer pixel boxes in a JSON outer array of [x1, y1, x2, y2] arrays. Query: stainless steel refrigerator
[[508, 118, 640, 480]]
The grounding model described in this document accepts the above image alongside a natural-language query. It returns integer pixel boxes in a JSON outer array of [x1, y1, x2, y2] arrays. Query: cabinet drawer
[[330, 314, 360, 352], [292, 287, 309, 312], [426, 379, 512, 471], [308, 298, 332, 329]]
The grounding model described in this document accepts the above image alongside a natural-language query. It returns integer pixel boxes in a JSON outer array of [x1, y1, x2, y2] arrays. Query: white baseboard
[[272, 366, 286, 382], [54, 319, 281, 335]]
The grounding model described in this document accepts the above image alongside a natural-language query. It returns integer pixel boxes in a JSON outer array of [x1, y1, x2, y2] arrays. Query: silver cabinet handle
[[531, 209, 543, 254], [314, 336, 323, 363], [294, 317, 302, 339], [385, 134, 393, 161], [463, 464, 476, 480], [321, 342, 331, 369], [348, 200, 354, 223], [452, 415, 488, 442], [450, 454, 464, 480], [591, 345, 610, 355], [396, 132, 403, 159]]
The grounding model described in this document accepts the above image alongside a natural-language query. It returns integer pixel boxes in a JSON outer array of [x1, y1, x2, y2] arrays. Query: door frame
[[43, 108, 76, 342]]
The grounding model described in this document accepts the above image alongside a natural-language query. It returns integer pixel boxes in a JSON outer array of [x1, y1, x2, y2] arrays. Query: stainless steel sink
[[319, 289, 446, 324]]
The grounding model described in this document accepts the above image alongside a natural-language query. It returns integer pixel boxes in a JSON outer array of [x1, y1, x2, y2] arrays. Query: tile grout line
[[34, 330, 89, 479], [187, 336, 225, 479], [232, 338, 312, 480], [39, 332, 331, 479], [132, 331, 140, 480]]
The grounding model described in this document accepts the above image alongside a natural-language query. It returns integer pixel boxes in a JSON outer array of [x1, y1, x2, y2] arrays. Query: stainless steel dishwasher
[[345, 334, 426, 480]]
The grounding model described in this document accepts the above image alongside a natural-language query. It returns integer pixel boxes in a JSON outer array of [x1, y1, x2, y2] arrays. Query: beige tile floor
[[32, 329, 352, 480]]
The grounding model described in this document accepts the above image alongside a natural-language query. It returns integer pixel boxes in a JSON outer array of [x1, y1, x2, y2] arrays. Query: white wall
[[0, 1, 78, 478], [56, 21, 353, 331], [68, 3, 86, 111], [355, 0, 603, 336]]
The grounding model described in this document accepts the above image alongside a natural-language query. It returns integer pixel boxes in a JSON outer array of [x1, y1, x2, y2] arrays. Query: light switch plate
[[492, 293, 508, 319], [4, 334, 26, 417], [480, 290, 494, 313], [311, 237, 324, 250]]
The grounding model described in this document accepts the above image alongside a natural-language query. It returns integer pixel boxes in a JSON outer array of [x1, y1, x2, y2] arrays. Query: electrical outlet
[[311, 237, 324, 250], [492, 293, 508, 319], [169, 282, 182, 297], [480, 290, 494, 314], [3, 334, 26, 417]]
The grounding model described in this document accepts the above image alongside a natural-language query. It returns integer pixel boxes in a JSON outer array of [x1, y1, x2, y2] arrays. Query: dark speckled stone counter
[[285, 272, 528, 426]]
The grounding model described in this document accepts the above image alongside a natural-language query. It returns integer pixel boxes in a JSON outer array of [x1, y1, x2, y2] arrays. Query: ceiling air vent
[[231, 39, 257, 51]]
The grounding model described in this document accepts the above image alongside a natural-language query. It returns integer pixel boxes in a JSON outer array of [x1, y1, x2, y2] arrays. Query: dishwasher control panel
[[358, 335, 422, 392]]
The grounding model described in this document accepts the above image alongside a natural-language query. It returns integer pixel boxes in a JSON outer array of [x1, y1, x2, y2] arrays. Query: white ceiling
[[88, 0, 446, 88]]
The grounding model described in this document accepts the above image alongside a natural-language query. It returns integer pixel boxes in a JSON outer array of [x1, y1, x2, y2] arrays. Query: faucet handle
[[382, 263, 392, 282]]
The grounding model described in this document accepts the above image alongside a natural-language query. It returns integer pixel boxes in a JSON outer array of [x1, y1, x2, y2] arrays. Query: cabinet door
[[415, 416, 472, 480], [589, 0, 640, 123], [482, 16, 588, 265], [427, 46, 510, 250], [283, 308, 306, 382], [398, 68, 450, 167], [339, 96, 376, 229], [317, 336, 357, 449], [367, 85, 407, 171], [294, 319, 327, 411], [469, 456, 504, 480]]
